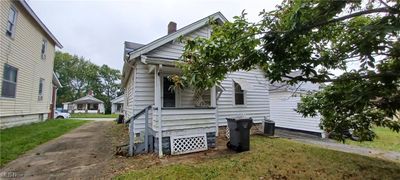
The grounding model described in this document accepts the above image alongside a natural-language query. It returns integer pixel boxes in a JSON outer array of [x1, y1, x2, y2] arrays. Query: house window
[[163, 77, 175, 107], [41, 39, 47, 60], [234, 82, 244, 105], [1, 64, 18, 98], [6, 6, 17, 37], [88, 104, 98, 110], [38, 78, 44, 101], [77, 104, 84, 110]]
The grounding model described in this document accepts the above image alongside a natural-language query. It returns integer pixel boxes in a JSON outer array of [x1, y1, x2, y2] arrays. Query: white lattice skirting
[[170, 134, 208, 155], [226, 126, 230, 139]]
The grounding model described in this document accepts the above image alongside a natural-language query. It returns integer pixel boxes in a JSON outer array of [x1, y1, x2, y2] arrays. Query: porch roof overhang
[[141, 55, 179, 67], [72, 95, 104, 104]]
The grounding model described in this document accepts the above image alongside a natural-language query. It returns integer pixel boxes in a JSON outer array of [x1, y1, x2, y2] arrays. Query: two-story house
[[0, 0, 62, 128]]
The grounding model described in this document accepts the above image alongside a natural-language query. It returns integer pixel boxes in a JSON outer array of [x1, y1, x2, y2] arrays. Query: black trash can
[[116, 114, 124, 124], [226, 117, 253, 152], [264, 119, 275, 136]]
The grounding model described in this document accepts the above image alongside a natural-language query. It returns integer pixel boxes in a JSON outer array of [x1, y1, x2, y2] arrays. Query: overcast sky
[[26, 0, 282, 71]]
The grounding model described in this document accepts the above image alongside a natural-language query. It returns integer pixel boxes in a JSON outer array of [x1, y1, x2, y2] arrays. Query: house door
[[163, 77, 175, 107]]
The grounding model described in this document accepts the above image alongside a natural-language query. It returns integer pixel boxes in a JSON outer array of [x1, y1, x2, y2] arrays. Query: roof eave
[[18, 0, 63, 48], [128, 12, 228, 61], [52, 72, 62, 88]]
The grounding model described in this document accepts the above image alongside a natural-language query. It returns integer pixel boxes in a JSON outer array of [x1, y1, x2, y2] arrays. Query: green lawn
[[0, 119, 89, 167], [70, 113, 118, 118], [116, 136, 400, 179], [346, 127, 400, 152]]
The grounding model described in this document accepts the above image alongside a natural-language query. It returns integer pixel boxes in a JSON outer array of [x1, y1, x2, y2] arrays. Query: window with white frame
[[1, 64, 18, 98], [6, 6, 17, 37], [38, 78, 44, 101], [41, 39, 47, 60], [234, 82, 244, 105]]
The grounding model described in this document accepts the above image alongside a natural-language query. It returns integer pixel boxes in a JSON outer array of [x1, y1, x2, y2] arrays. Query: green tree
[[54, 51, 121, 114], [98, 65, 122, 114], [176, 0, 400, 141]]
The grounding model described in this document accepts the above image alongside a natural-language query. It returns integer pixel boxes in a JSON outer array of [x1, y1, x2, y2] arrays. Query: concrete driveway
[[69, 118, 115, 121], [0, 121, 116, 179]]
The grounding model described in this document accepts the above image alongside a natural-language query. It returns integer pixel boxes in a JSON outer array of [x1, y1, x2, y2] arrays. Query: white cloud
[[27, 0, 282, 70]]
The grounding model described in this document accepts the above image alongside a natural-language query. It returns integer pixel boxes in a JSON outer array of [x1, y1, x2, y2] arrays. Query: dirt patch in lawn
[[107, 124, 235, 177]]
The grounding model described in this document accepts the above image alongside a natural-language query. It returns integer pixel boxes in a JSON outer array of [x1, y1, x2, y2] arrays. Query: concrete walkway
[[0, 121, 115, 179], [275, 129, 400, 162]]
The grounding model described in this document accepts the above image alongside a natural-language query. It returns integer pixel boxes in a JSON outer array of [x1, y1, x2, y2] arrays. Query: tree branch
[[301, 7, 394, 31], [283, 72, 400, 83]]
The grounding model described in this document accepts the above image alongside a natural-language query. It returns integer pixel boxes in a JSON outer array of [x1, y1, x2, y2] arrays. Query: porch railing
[[125, 105, 152, 156]]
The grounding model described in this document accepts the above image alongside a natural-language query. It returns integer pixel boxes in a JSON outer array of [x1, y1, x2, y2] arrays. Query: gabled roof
[[122, 12, 228, 86], [111, 94, 124, 103], [72, 95, 104, 104], [127, 11, 227, 61], [18, 0, 62, 48]]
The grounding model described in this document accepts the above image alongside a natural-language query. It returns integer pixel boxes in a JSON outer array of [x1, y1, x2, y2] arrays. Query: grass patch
[[70, 113, 118, 118], [346, 127, 400, 152], [0, 119, 89, 167], [116, 136, 400, 179]]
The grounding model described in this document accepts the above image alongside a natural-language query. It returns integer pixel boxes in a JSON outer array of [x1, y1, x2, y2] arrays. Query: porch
[[127, 59, 219, 156]]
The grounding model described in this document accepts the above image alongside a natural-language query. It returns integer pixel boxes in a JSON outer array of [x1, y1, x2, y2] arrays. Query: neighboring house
[[0, 0, 62, 129], [111, 94, 124, 114], [63, 91, 105, 114], [269, 74, 324, 137], [122, 12, 270, 156]]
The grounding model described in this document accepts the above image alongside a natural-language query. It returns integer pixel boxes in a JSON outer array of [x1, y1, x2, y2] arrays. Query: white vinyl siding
[[147, 25, 210, 59], [270, 91, 322, 133], [217, 69, 269, 126], [132, 62, 154, 131]]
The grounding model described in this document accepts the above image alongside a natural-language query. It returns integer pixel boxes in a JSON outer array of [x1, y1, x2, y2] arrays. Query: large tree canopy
[[176, 0, 400, 141], [54, 51, 122, 114]]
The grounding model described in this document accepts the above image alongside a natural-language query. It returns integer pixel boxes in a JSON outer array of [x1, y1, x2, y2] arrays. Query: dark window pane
[[234, 82, 244, 105], [3, 64, 17, 82], [6, 22, 13, 33], [1, 81, 16, 98], [2, 64, 17, 98], [38, 79, 44, 95], [163, 77, 175, 107]]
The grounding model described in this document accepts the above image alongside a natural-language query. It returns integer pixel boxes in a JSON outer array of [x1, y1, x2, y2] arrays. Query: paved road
[[0, 121, 115, 179], [275, 129, 400, 162], [69, 117, 115, 121]]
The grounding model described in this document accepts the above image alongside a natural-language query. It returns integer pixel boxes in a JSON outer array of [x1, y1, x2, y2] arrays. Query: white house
[[122, 12, 270, 156], [63, 91, 105, 114], [269, 77, 324, 137], [0, 0, 63, 128], [111, 94, 124, 114]]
